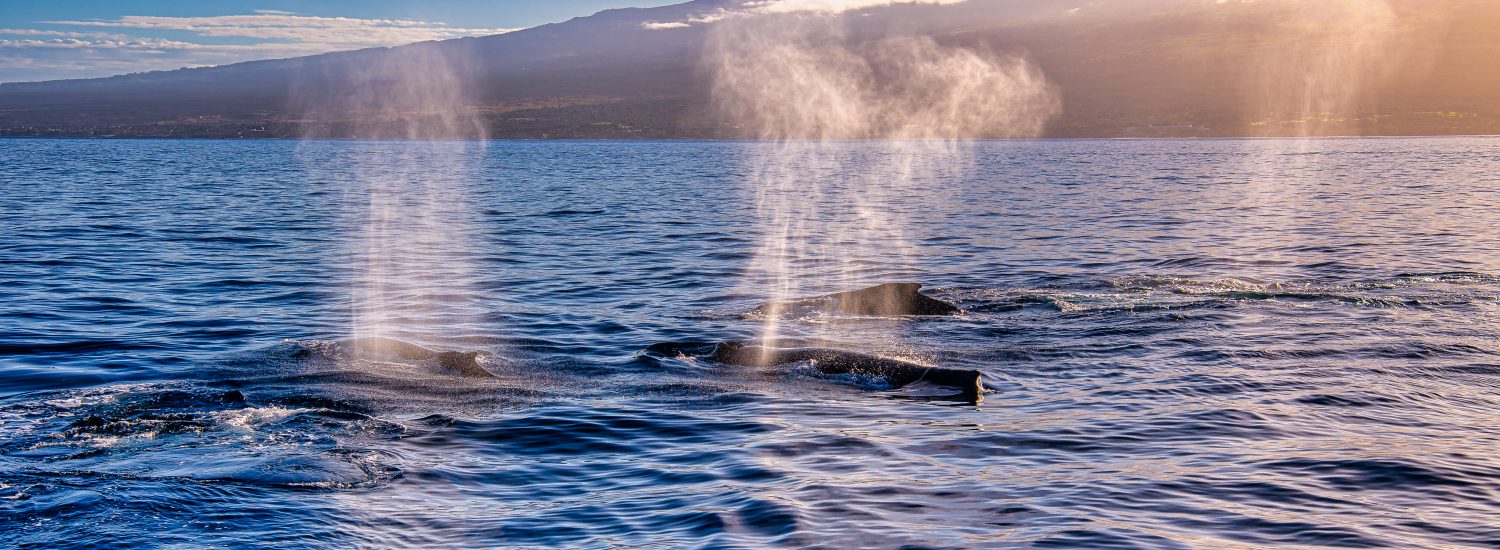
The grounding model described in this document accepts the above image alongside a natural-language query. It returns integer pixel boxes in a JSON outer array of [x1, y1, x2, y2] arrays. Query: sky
[[0, 1, 676, 82]]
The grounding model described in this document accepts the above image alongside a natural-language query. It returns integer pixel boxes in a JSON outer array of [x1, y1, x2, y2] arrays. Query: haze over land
[[0, 0, 1496, 138]]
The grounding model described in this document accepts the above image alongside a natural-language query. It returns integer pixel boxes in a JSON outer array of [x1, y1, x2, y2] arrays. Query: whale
[[647, 341, 983, 404], [292, 337, 494, 378], [749, 282, 959, 317]]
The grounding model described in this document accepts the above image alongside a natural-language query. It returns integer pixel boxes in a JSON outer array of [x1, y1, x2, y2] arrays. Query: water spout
[[292, 43, 490, 358], [705, 11, 1059, 346]]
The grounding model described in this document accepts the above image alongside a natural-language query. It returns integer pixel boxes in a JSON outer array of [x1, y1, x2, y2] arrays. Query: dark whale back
[[347, 337, 443, 361], [825, 282, 959, 316], [295, 337, 494, 378], [710, 342, 981, 403], [750, 282, 959, 317], [431, 350, 493, 378]]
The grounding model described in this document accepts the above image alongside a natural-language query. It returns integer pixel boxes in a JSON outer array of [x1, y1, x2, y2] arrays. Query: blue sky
[[0, 1, 676, 82]]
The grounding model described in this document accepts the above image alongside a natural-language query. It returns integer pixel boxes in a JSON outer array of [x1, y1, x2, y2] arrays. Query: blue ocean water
[[1, 137, 1499, 548]]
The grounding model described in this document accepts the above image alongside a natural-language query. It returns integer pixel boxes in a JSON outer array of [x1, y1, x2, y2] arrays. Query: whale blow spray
[[292, 43, 491, 355], [705, 11, 1060, 351], [1244, 0, 1402, 136]]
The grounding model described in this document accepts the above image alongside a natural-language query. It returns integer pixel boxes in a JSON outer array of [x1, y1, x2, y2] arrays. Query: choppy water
[[2, 137, 1499, 548]]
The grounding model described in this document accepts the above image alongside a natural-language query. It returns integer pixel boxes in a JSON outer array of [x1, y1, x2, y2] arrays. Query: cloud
[[747, 0, 969, 15], [641, 21, 693, 30], [0, 13, 519, 82], [642, 12, 736, 30], [0, 37, 198, 50], [40, 14, 517, 50], [643, 0, 969, 29], [0, 28, 134, 40]]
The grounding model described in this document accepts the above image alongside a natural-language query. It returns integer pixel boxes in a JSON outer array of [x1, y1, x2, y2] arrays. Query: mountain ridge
[[2, 0, 1497, 138]]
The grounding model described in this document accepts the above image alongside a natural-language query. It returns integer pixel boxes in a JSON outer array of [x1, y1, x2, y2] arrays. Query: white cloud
[[0, 13, 520, 82], [0, 37, 197, 50], [49, 14, 445, 30], [747, 0, 968, 15], [643, 0, 969, 29], [40, 14, 517, 50], [641, 21, 694, 30], [0, 28, 134, 40]]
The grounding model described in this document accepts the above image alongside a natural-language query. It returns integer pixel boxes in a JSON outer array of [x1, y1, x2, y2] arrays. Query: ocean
[[2, 137, 1498, 547]]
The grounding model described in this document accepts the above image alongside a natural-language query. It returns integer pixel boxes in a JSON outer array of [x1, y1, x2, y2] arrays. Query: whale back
[[347, 337, 440, 361], [290, 337, 495, 378], [749, 282, 959, 318], [433, 350, 493, 378], [707, 342, 981, 403], [825, 282, 959, 316]]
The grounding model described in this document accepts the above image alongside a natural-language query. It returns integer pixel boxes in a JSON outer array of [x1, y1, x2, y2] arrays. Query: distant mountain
[[1, 0, 1496, 138]]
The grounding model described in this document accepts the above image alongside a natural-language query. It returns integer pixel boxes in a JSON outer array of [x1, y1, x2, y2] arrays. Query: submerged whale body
[[293, 337, 494, 378], [750, 282, 959, 317], [648, 341, 983, 404]]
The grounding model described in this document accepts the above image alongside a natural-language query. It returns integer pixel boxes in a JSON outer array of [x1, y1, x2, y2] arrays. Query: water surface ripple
[[2, 138, 1499, 547]]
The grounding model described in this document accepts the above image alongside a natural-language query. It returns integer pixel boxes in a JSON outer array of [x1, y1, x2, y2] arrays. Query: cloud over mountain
[[643, 0, 967, 29], [0, 13, 516, 82], [0, 0, 1495, 138]]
